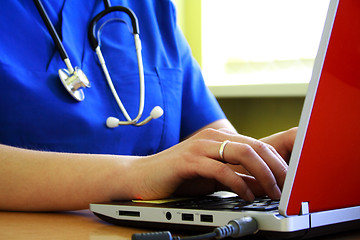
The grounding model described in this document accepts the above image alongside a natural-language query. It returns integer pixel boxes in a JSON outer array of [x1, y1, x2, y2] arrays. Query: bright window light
[[201, 0, 330, 86]]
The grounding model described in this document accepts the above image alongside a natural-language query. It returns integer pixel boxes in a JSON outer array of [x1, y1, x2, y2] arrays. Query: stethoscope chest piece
[[59, 67, 91, 101]]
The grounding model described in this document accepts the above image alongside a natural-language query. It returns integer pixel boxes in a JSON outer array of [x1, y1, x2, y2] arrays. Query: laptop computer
[[90, 0, 360, 238]]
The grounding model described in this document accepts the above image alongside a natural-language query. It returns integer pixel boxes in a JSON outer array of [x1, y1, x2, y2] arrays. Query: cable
[[214, 217, 258, 239], [132, 217, 258, 240], [180, 232, 217, 240]]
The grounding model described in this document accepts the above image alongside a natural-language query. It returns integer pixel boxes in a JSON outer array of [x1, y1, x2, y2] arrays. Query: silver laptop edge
[[278, 0, 339, 217], [90, 202, 359, 233]]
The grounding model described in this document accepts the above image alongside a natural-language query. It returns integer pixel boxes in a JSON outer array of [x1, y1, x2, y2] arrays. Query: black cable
[[33, 0, 68, 61], [214, 217, 258, 239], [180, 232, 217, 240], [103, 0, 111, 9], [132, 217, 258, 240]]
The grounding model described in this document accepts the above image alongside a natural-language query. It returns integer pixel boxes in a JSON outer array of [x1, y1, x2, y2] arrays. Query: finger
[[222, 141, 281, 199], [198, 139, 281, 199], [238, 135, 288, 168], [216, 173, 267, 197], [192, 129, 285, 198], [247, 140, 288, 189], [218, 136, 288, 191], [239, 173, 267, 197], [199, 129, 288, 183], [263, 143, 288, 189], [264, 143, 288, 169], [180, 156, 255, 201]]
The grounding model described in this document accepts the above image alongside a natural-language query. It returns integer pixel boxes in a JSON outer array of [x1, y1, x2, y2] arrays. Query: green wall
[[217, 97, 305, 139], [174, 0, 202, 66]]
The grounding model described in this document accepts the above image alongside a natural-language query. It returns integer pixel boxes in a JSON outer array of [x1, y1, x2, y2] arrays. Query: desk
[[0, 210, 142, 240], [1, 210, 359, 240]]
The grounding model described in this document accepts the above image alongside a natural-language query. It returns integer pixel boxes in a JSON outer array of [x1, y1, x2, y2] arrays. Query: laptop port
[[200, 214, 213, 223], [118, 210, 140, 217], [182, 213, 194, 221]]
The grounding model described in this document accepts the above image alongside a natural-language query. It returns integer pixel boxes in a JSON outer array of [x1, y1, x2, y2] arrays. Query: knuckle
[[177, 154, 199, 177], [252, 139, 269, 152], [196, 128, 219, 139], [180, 139, 209, 166], [181, 151, 194, 164], [188, 139, 208, 155], [266, 143, 276, 152], [218, 127, 235, 134], [239, 143, 256, 157], [181, 151, 198, 167]]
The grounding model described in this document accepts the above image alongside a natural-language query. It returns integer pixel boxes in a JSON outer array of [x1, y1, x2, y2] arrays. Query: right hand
[[122, 127, 288, 201]]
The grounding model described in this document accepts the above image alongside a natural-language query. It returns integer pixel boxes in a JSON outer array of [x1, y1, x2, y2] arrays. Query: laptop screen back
[[284, 0, 360, 216]]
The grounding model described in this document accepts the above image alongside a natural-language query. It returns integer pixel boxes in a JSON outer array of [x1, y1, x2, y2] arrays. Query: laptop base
[[94, 212, 360, 239]]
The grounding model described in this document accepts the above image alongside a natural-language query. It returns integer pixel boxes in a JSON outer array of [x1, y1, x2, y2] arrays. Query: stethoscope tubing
[[89, 6, 145, 125], [33, 0, 75, 74], [95, 35, 145, 125], [88, 6, 140, 50], [33, 0, 163, 127]]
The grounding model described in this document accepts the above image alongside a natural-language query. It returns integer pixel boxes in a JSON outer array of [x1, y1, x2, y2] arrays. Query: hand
[[260, 127, 298, 163], [125, 127, 289, 201]]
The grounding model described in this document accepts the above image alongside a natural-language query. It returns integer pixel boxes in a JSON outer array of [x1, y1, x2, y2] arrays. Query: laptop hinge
[[300, 202, 310, 215]]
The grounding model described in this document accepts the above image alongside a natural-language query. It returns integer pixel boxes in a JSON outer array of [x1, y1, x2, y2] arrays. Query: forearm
[[0, 124, 296, 211], [0, 144, 139, 211]]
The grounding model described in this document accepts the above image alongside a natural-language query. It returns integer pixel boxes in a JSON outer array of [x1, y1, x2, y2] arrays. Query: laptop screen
[[284, 0, 360, 216]]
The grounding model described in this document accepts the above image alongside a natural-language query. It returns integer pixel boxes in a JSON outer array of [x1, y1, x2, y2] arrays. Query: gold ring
[[219, 140, 230, 160]]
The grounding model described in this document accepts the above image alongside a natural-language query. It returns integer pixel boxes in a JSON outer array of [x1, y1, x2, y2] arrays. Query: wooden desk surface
[[1, 210, 359, 240]]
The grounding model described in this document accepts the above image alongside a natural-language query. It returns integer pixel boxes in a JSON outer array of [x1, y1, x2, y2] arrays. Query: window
[[201, 0, 330, 89]]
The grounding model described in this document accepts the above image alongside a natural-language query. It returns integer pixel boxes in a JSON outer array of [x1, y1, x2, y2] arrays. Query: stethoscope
[[33, 0, 163, 128]]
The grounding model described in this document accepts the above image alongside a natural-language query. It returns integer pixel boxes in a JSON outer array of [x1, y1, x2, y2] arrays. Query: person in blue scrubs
[[0, 0, 297, 211]]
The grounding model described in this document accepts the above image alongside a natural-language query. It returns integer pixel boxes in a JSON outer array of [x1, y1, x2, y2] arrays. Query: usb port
[[200, 214, 213, 223], [182, 213, 194, 221], [118, 210, 140, 217]]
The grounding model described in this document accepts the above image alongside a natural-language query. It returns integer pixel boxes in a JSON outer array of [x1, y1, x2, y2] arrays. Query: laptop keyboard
[[165, 196, 279, 212]]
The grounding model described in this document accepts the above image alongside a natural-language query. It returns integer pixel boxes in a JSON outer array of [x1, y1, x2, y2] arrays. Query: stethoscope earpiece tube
[[88, 6, 140, 50], [90, 6, 163, 127]]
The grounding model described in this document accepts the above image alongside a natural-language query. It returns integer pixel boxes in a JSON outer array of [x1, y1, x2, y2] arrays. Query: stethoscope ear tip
[[106, 116, 120, 128], [106, 106, 163, 128], [150, 106, 164, 119]]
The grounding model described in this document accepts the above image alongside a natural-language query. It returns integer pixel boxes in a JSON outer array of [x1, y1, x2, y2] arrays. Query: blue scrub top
[[0, 0, 226, 155]]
